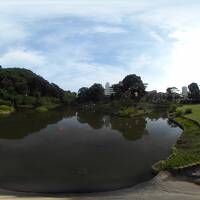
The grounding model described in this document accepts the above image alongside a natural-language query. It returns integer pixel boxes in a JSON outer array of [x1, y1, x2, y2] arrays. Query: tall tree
[[122, 74, 146, 98], [166, 87, 180, 101], [78, 87, 90, 103], [188, 83, 200, 101], [88, 83, 105, 102]]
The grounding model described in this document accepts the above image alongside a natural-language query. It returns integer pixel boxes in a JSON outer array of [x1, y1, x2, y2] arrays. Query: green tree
[[166, 87, 180, 102], [78, 87, 90, 103], [188, 83, 200, 101], [122, 74, 146, 99], [88, 83, 104, 102], [77, 84, 105, 103]]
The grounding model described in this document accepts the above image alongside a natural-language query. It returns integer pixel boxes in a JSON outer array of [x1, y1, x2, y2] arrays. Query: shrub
[[36, 106, 48, 112], [118, 107, 136, 117], [0, 105, 15, 114], [36, 97, 60, 109], [169, 104, 177, 113], [23, 96, 36, 105], [0, 99, 11, 106], [175, 109, 184, 117], [184, 108, 192, 114]]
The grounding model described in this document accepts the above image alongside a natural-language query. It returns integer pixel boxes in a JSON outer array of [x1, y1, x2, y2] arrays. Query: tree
[[78, 87, 90, 103], [0, 68, 66, 107], [188, 83, 200, 101], [166, 87, 180, 102], [63, 91, 77, 105], [77, 84, 105, 103], [122, 74, 146, 99], [88, 83, 104, 102]]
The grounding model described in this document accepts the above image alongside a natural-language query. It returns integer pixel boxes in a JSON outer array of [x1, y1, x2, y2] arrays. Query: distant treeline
[[1, 66, 199, 109]]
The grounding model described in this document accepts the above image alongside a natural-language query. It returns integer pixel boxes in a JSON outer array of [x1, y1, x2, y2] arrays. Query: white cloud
[[0, 20, 28, 48], [148, 30, 164, 43], [0, 49, 47, 69], [130, 55, 152, 69], [0, 0, 200, 92], [165, 28, 200, 90], [92, 26, 127, 34], [51, 62, 127, 92]]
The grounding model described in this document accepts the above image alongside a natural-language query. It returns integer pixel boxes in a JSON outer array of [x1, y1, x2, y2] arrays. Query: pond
[[0, 108, 182, 193]]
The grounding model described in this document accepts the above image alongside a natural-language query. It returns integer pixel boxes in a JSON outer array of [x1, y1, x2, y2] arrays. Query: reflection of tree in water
[[147, 109, 167, 120], [110, 117, 148, 141], [77, 110, 104, 129], [77, 110, 148, 141], [0, 108, 76, 139], [167, 119, 179, 128]]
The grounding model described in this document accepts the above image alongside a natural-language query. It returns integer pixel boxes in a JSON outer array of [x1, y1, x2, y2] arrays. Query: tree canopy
[[0, 67, 66, 107], [188, 83, 200, 101], [78, 84, 104, 103], [112, 74, 146, 99]]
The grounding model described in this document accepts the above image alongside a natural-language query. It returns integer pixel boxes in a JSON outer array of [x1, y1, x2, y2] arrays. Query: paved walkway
[[0, 172, 199, 200]]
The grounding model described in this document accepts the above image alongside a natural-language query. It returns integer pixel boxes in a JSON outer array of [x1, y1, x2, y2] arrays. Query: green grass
[[153, 104, 200, 172], [0, 105, 15, 115], [177, 104, 200, 123]]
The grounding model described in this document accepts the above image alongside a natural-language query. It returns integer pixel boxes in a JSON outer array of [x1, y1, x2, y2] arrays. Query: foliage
[[0, 99, 11, 106], [175, 109, 184, 117], [188, 83, 200, 101], [154, 105, 200, 171], [0, 105, 15, 114], [78, 83, 104, 103], [166, 87, 180, 102], [177, 105, 200, 123], [141, 91, 168, 104], [185, 108, 192, 114], [0, 67, 66, 108], [35, 106, 48, 112], [122, 74, 146, 99], [63, 91, 77, 105], [118, 107, 136, 117], [168, 104, 178, 113]]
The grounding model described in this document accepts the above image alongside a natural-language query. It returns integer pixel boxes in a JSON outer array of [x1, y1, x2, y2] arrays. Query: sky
[[0, 0, 200, 92]]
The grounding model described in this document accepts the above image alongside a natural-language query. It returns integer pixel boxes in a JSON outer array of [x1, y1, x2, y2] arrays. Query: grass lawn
[[153, 104, 200, 171], [177, 104, 200, 123]]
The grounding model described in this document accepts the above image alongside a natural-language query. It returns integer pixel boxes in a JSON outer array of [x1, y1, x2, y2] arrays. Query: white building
[[182, 86, 188, 98], [105, 82, 115, 96]]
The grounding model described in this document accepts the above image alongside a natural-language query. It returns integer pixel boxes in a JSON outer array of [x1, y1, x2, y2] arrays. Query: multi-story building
[[182, 86, 188, 98], [104, 82, 115, 96]]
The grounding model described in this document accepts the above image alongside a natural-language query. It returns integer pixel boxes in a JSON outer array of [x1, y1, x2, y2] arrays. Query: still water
[[0, 108, 182, 193]]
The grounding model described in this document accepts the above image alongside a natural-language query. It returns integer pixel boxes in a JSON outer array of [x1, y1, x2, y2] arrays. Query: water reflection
[[76, 110, 148, 141], [0, 108, 178, 142], [0, 108, 76, 139], [111, 117, 148, 140], [77, 111, 104, 129], [0, 108, 182, 193]]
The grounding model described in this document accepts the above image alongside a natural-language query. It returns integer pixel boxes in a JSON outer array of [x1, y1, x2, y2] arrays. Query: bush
[[36, 106, 48, 112], [23, 96, 36, 105], [169, 104, 177, 113], [36, 97, 60, 109], [175, 109, 184, 117], [0, 105, 15, 114], [0, 99, 11, 106], [118, 107, 136, 117], [184, 108, 192, 114]]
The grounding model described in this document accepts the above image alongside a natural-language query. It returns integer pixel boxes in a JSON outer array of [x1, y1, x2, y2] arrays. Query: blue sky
[[0, 0, 200, 92]]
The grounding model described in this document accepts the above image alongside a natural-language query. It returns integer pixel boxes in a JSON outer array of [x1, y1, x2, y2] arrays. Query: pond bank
[[0, 172, 199, 200], [153, 104, 200, 176]]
